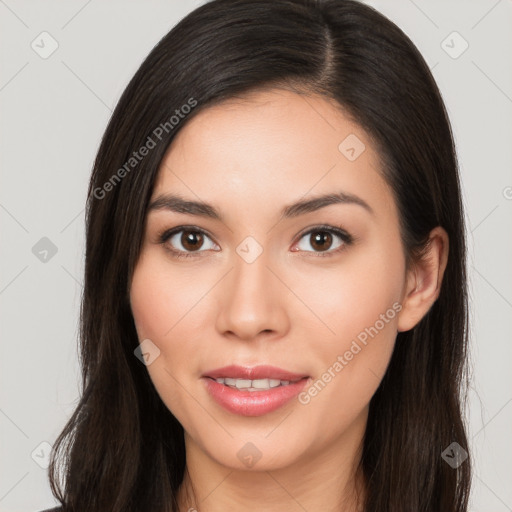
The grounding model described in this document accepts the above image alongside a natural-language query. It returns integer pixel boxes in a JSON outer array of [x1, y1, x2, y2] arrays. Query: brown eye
[[309, 231, 333, 252], [294, 227, 351, 255], [161, 227, 218, 256], [180, 230, 205, 251]]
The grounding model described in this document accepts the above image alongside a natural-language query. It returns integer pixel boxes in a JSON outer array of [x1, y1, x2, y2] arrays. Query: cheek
[[129, 256, 184, 380], [292, 245, 402, 380], [291, 242, 404, 346], [129, 254, 212, 419], [291, 242, 403, 433], [130, 253, 199, 342], [130, 261, 231, 377]]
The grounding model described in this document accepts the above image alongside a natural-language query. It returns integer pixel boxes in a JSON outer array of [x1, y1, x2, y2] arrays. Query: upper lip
[[202, 365, 309, 381]]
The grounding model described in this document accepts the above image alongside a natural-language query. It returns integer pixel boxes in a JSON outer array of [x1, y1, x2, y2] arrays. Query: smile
[[211, 377, 302, 391]]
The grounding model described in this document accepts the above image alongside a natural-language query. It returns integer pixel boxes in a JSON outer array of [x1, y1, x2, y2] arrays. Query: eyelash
[[157, 224, 354, 260]]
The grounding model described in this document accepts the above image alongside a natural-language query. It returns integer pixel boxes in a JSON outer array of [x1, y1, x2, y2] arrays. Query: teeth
[[214, 377, 296, 391], [253, 378, 281, 389], [235, 379, 252, 389]]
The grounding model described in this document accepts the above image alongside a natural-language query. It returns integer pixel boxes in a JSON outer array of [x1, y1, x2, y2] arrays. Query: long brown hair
[[48, 1, 472, 510]]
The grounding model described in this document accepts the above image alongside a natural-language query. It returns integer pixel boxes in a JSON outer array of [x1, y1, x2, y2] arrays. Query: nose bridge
[[231, 233, 275, 294], [232, 245, 272, 298], [215, 239, 289, 339]]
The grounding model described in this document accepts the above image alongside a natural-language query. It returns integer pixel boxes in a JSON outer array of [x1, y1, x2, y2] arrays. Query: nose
[[214, 250, 290, 342]]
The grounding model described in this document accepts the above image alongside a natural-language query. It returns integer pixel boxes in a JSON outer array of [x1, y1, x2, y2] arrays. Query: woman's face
[[130, 88, 408, 472]]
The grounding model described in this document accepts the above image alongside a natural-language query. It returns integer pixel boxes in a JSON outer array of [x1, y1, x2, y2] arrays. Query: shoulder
[[38, 507, 63, 512]]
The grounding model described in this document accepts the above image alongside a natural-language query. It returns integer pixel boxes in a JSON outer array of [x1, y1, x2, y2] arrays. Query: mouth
[[202, 364, 309, 382], [205, 376, 306, 391], [201, 365, 310, 416]]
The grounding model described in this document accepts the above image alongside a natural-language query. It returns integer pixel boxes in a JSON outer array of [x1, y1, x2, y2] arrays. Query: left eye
[[293, 227, 352, 255], [162, 228, 218, 254]]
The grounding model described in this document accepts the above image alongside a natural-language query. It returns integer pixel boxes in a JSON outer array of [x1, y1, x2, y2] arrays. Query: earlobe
[[397, 227, 449, 332]]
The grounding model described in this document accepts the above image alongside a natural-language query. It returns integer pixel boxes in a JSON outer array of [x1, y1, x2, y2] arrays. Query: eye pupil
[[182, 231, 203, 251], [311, 231, 332, 252]]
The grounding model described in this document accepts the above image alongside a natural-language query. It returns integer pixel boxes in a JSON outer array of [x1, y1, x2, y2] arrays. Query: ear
[[397, 226, 449, 333]]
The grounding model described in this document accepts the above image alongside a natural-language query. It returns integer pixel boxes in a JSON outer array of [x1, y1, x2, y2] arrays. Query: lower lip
[[202, 377, 310, 416]]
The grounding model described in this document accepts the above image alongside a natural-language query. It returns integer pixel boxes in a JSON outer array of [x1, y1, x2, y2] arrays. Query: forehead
[[152, 88, 393, 221]]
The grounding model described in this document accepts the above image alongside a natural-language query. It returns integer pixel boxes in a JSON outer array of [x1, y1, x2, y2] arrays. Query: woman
[[43, 0, 472, 510]]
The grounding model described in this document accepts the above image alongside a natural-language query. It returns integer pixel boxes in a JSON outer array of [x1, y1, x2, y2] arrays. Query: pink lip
[[202, 365, 309, 381], [201, 365, 310, 417]]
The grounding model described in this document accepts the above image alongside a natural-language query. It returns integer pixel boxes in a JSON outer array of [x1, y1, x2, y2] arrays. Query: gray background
[[1, 1, 511, 510]]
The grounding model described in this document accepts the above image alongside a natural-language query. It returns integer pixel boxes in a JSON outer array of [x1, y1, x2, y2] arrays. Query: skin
[[129, 88, 449, 512]]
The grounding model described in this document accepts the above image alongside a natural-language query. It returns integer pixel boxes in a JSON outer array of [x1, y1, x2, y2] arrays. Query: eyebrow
[[147, 191, 374, 221]]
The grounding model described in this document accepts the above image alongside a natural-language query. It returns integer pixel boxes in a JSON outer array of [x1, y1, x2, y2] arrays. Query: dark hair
[[48, 0, 471, 510]]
